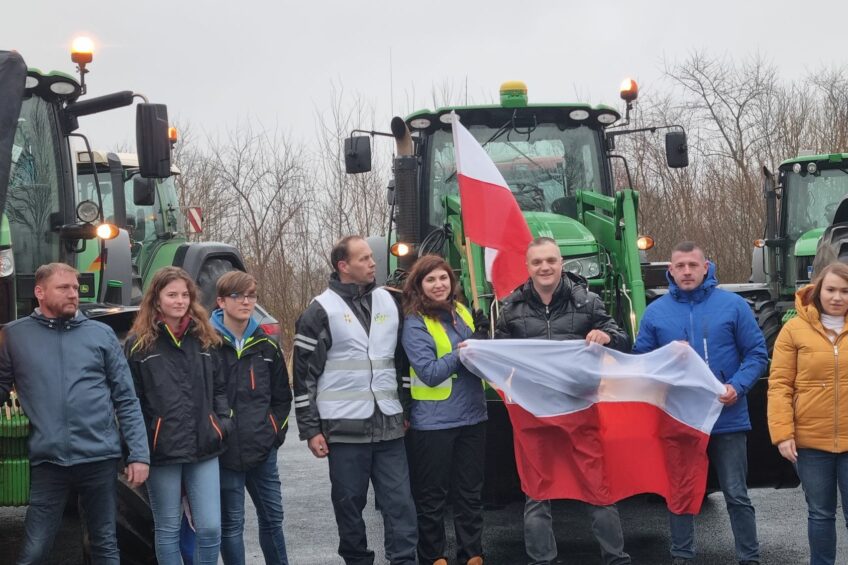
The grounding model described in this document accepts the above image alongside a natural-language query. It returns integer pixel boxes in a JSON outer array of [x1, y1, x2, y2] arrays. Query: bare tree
[[313, 84, 390, 258]]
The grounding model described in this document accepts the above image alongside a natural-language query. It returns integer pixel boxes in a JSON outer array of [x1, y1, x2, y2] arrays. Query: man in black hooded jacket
[[495, 237, 631, 565], [293, 236, 416, 565]]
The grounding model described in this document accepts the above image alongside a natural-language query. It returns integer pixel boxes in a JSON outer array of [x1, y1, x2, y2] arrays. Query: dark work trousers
[[410, 422, 486, 565], [17, 458, 120, 565], [326, 438, 417, 565]]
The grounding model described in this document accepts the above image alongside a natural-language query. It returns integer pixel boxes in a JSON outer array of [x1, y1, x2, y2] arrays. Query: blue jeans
[[327, 438, 417, 565], [220, 448, 288, 564], [524, 498, 630, 565], [146, 457, 221, 565], [18, 459, 119, 565], [795, 449, 848, 565], [668, 432, 759, 562]]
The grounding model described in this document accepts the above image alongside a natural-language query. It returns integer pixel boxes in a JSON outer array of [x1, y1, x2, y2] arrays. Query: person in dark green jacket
[[211, 271, 292, 564]]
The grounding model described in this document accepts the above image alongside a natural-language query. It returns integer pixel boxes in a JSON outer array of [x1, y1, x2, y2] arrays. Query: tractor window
[[121, 174, 184, 250], [427, 124, 604, 228], [7, 97, 63, 275], [77, 171, 114, 221], [784, 169, 848, 241]]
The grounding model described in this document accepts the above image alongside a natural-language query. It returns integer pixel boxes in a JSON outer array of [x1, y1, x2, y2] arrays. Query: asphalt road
[[1, 438, 846, 564]]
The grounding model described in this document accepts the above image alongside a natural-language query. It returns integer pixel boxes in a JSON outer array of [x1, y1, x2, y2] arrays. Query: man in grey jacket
[[0, 263, 149, 564]]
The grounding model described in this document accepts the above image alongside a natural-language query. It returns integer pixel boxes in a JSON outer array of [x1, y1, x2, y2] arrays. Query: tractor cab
[[75, 151, 184, 303], [346, 80, 686, 336], [776, 154, 848, 290], [0, 44, 172, 325]]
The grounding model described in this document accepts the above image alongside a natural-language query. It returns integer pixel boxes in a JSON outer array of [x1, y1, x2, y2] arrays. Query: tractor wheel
[[749, 299, 781, 353], [744, 297, 799, 488], [80, 476, 156, 564]]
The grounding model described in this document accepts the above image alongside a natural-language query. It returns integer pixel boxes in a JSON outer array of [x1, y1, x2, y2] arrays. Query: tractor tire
[[749, 299, 781, 352], [80, 476, 156, 565], [744, 298, 800, 489]]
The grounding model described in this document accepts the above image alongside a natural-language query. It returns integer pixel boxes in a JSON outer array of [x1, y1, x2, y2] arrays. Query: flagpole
[[464, 236, 480, 310]]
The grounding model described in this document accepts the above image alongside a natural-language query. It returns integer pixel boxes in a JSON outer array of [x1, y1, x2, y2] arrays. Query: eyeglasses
[[226, 293, 258, 303]]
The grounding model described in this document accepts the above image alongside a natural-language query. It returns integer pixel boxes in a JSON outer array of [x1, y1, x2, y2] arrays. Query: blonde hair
[[130, 267, 221, 353]]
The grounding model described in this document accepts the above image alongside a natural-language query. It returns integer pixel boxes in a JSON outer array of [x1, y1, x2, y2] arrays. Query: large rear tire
[[744, 299, 799, 489], [80, 477, 156, 565]]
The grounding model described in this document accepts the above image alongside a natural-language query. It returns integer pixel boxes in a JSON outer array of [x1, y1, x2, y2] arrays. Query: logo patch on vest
[[343, 313, 353, 324], [374, 313, 389, 324]]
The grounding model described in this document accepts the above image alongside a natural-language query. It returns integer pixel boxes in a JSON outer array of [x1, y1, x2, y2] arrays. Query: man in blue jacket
[[0, 263, 149, 564], [633, 242, 767, 565]]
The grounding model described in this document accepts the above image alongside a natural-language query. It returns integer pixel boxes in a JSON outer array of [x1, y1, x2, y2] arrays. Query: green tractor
[[74, 150, 249, 313], [733, 153, 848, 486], [754, 152, 848, 320], [345, 79, 798, 499], [0, 46, 172, 561]]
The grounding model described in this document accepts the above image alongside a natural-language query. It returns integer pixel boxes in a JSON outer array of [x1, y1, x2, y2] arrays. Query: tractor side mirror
[[344, 136, 372, 174], [386, 179, 395, 206], [133, 177, 156, 206], [136, 103, 172, 179], [665, 130, 689, 169]]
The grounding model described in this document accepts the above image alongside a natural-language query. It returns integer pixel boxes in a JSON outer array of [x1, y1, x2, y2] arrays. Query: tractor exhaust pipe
[[390, 117, 419, 271]]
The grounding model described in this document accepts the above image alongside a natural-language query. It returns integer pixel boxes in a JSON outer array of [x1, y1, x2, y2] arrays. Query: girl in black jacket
[[126, 267, 231, 565]]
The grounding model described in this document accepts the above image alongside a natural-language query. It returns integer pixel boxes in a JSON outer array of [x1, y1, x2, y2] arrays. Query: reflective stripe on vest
[[410, 302, 475, 401], [314, 287, 402, 419]]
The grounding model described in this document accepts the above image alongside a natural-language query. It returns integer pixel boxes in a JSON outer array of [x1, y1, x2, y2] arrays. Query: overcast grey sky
[[6, 0, 848, 151]]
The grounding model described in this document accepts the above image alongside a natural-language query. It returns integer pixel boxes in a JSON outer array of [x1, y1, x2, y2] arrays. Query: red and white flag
[[451, 115, 533, 299], [460, 340, 726, 515]]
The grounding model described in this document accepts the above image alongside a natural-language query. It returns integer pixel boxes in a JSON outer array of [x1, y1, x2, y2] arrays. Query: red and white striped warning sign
[[187, 207, 203, 234]]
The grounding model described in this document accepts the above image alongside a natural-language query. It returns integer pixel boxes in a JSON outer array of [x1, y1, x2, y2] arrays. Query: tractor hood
[[0, 51, 27, 216], [795, 228, 825, 257], [523, 211, 597, 256]]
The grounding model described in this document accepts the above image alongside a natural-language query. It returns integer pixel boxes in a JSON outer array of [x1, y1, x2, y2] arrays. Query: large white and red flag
[[451, 115, 533, 299], [460, 340, 725, 515]]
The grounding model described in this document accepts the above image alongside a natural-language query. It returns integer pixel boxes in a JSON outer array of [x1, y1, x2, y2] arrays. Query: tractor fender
[[101, 229, 133, 305], [367, 235, 389, 286], [172, 243, 246, 310]]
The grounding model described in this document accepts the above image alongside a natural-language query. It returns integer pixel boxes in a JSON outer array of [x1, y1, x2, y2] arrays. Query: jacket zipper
[[250, 363, 256, 391], [269, 413, 279, 434], [153, 417, 162, 451], [209, 414, 223, 441], [545, 305, 551, 339], [59, 323, 69, 459], [835, 343, 840, 451]]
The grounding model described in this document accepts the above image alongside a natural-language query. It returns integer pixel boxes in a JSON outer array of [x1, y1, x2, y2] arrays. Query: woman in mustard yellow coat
[[768, 262, 848, 565]]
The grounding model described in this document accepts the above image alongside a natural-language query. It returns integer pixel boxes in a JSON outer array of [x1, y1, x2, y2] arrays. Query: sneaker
[[467, 557, 484, 565]]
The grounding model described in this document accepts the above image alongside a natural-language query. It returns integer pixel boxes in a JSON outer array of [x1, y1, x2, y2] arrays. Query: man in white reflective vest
[[293, 235, 417, 565]]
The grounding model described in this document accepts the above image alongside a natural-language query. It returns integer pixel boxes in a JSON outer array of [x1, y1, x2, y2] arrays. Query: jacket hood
[[793, 284, 847, 328], [210, 308, 261, 345], [329, 272, 376, 299], [30, 308, 85, 328], [668, 261, 718, 303]]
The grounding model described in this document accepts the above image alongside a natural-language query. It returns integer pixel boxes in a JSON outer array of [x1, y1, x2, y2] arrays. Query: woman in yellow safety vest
[[401, 254, 489, 565]]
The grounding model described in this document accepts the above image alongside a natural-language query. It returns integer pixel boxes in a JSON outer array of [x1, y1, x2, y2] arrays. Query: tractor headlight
[[0, 248, 14, 278], [564, 256, 601, 278]]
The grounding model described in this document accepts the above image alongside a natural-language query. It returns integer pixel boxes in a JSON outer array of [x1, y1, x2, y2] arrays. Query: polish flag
[[460, 340, 725, 515], [451, 114, 532, 299]]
